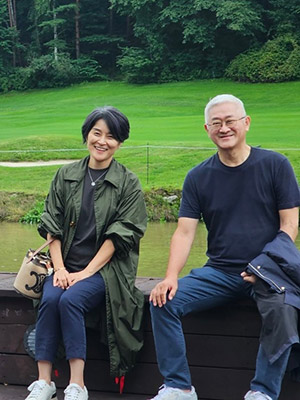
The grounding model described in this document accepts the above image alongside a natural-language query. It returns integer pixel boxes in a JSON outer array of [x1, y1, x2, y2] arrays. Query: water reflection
[[0, 221, 208, 277], [138, 222, 208, 277], [1, 222, 299, 278]]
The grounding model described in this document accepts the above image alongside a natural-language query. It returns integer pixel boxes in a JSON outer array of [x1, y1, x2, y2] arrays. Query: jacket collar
[[64, 156, 122, 188]]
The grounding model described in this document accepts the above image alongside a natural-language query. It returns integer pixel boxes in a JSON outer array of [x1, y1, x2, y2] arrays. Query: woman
[[25, 107, 147, 400]]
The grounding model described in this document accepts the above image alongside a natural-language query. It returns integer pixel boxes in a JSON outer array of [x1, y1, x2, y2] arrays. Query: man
[[149, 94, 300, 400]]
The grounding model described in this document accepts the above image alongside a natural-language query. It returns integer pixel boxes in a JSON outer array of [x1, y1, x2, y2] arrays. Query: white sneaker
[[25, 380, 57, 400], [244, 390, 272, 400], [150, 384, 198, 400], [64, 383, 88, 400]]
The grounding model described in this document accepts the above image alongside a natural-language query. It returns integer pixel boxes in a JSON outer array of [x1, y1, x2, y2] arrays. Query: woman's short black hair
[[82, 106, 130, 143]]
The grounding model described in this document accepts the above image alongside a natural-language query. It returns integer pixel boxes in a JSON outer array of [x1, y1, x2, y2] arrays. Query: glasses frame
[[207, 115, 247, 131]]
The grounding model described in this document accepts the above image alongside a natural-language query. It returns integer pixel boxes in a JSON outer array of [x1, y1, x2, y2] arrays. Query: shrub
[[0, 67, 31, 92], [225, 35, 300, 83], [117, 47, 160, 83], [144, 188, 181, 222], [26, 55, 78, 89], [160, 50, 226, 82], [71, 57, 107, 82], [0, 55, 106, 92], [20, 200, 45, 224]]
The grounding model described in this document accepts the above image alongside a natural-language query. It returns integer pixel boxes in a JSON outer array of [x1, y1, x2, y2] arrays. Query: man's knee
[[150, 298, 181, 321]]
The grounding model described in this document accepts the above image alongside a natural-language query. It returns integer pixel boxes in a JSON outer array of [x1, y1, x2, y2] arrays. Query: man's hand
[[149, 277, 178, 307], [241, 271, 257, 284]]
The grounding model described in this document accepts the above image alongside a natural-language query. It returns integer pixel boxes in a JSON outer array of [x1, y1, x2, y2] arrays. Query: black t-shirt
[[64, 167, 108, 272], [179, 147, 300, 272]]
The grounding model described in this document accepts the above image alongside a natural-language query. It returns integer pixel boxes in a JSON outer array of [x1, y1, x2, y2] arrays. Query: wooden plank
[[0, 297, 35, 324], [142, 302, 262, 337], [181, 305, 261, 336], [0, 325, 259, 369], [0, 354, 38, 385], [49, 361, 300, 400], [138, 332, 259, 368], [0, 298, 261, 338], [0, 324, 27, 353], [0, 273, 22, 297], [2, 354, 299, 399]]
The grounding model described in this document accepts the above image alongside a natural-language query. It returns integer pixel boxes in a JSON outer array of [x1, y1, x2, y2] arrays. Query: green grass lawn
[[1, 78, 300, 194]]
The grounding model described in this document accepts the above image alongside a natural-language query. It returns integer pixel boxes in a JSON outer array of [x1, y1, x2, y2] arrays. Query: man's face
[[204, 102, 251, 151]]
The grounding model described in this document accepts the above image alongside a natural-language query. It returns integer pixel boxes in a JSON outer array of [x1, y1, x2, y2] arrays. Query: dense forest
[[1, 0, 300, 90]]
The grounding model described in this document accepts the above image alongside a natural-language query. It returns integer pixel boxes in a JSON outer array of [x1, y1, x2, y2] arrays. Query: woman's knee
[[58, 291, 82, 314], [40, 286, 62, 310]]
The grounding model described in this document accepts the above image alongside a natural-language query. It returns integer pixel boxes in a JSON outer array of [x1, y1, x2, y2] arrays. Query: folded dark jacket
[[246, 230, 300, 309]]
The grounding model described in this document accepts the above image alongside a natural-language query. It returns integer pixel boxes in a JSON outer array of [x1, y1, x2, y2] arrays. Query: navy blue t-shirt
[[179, 147, 300, 272]]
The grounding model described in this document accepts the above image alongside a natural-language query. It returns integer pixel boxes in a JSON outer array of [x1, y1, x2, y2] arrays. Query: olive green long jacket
[[38, 156, 147, 377]]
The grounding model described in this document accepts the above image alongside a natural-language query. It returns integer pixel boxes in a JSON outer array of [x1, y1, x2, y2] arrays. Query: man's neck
[[218, 145, 251, 167]]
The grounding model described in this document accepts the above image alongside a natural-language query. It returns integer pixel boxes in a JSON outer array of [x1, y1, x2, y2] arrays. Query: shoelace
[[27, 381, 46, 398], [153, 385, 194, 399], [154, 385, 178, 399], [64, 385, 81, 400]]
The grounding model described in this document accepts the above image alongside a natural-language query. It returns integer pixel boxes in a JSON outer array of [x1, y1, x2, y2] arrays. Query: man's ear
[[245, 116, 251, 131]]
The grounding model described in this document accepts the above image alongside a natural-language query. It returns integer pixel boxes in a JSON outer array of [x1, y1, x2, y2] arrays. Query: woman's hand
[[53, 268, 70, 289], [67, 270, 93, 287]]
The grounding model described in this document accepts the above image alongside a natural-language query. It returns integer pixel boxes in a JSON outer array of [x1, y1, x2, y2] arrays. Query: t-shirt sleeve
[[179, 172, 201, 219], [275, 158, 300, 210]]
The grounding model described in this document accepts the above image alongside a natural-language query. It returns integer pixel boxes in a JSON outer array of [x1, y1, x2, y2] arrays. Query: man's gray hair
[[204, 94, 246, 123]]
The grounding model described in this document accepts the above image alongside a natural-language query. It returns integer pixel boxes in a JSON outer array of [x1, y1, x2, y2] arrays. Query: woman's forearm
[[47, 233, 65, 271], [84, 239, 115, 275]]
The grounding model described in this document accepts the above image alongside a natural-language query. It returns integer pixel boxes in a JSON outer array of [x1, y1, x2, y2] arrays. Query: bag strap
[[27, 238, 55, 263]]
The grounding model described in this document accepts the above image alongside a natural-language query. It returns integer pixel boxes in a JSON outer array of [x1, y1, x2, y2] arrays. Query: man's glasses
[[207, 116, 246, 132]]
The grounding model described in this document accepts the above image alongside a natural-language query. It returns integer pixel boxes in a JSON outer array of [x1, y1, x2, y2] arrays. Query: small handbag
[[14, 238, 54, 299]]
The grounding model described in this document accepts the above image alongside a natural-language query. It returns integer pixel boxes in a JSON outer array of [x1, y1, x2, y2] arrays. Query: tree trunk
[[12, 0, 16, 28], [6, 0, 16, 67], [126, 16, 130, 41], [109, 1, 113, 35], [75, 0, 80, 59], [53, 0, 58, 61]]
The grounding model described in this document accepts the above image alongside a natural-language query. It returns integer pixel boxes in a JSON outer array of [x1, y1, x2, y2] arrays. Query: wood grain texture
[[1, 273, 299, 399]]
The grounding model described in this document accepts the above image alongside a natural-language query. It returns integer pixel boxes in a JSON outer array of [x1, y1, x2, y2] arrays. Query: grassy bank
[[1, 79, 300, 150], [0, 79, 299, 220], [0, 192, 44, 222], [1, 147, 300, 195], [0, 188, 182, 223]]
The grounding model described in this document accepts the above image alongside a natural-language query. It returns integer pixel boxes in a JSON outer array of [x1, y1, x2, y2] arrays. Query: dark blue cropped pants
[[35, 273, 105, 363]]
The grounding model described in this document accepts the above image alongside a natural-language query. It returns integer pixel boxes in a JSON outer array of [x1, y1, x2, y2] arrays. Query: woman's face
[[87, 118, 121, 169]]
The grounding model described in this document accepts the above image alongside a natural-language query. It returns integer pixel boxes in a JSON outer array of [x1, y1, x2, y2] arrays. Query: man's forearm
[[165, 229, 194, 279]]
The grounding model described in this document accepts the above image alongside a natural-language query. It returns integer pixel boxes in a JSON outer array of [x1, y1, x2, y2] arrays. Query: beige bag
[[14, 239, 54, 299]]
